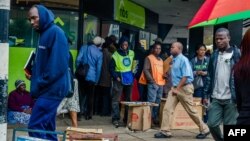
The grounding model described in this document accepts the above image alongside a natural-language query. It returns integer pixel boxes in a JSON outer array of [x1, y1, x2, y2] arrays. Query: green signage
[[114, 0, 145, 29]]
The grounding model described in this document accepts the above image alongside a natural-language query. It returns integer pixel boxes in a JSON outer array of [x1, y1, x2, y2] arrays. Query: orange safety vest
[[139, 54, 165, 85]]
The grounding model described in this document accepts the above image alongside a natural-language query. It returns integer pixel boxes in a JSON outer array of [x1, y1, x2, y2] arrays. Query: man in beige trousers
[[154, 42, 210, 139]]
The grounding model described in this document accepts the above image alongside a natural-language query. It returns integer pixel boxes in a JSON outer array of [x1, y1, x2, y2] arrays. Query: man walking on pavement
[[27, 5, 69, 140], [154, 42, 210, 139], [203, 28, 240, 141]]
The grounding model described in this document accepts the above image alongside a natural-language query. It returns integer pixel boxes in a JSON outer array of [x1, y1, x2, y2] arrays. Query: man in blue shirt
[[154, 42, 210, 139]]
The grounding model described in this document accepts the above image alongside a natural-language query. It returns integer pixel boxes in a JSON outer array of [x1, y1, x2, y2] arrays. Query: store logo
[[123, 58, 131, 66], [120, 6, 128, 19], [54, 17, 64, 26]]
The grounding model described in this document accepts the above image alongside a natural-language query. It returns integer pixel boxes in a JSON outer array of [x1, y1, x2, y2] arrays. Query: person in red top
[[7, 80, 34, 125]]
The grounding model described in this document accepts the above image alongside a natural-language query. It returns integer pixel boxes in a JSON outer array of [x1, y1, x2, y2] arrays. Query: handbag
[[193, 76, 204, 90], [75, 46, 90, 80], [193, 57, 206, 90], [75, 63, 89, 80], [66, 68, 75, 98]]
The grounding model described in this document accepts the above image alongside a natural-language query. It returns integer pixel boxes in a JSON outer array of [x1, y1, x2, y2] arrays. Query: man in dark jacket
[[110, 38, 134, 127], [203, 28, 240, 141], [27, 5, 69, 140]]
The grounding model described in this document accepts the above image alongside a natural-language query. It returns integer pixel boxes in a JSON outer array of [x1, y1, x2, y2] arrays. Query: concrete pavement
[[7, 115, 214, 141]]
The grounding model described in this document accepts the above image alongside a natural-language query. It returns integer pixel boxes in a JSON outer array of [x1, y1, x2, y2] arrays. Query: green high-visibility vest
[[112, 50, 134, 72]]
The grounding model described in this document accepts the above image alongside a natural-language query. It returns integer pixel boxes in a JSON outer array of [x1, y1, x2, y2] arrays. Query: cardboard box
[[120, 102, 158, 131], [66, 127, 102, 141], [159, 98, 203, 129], [65, 127, 118, 141], [127, 105, 151, 131]]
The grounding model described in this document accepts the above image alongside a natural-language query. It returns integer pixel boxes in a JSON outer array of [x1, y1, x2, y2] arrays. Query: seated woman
[[8, 80, 34, 125]]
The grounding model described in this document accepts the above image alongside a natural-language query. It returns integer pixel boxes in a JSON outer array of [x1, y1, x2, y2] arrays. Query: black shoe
[[112, 120, 119, 128], [85, 115, 92, 120], [77, 114, 82, 121], [154, 132, 172, 138], [118, 121, 126, 127], [196, 131, 210, 139]]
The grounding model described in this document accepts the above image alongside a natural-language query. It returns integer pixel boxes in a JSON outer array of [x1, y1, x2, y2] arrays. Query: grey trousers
[[207, 99, 238, 141]]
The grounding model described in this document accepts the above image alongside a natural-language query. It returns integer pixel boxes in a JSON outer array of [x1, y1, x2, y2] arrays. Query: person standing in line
[[154, 42, 210, 139], [234, 28, 250, 125], [139, 43, 165, 125], [190, 44, 209, 122], [110, 38, 134, 127], [57, 49, 80, 127], [27, 5, 69, 140], [96, 36, 114, 116], [76, 36, 104, 120], [203, 28, 240, 141]]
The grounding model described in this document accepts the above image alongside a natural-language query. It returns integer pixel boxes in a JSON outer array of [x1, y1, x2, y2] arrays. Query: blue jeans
[[28, 97, 62, 140], [194, 87, 208, 122], [111, 80, 132, 122], [147, 83, 163, 120]]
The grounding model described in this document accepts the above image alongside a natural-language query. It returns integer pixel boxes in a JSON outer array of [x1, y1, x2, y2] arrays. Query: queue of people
[[7, 4, 250, 141]]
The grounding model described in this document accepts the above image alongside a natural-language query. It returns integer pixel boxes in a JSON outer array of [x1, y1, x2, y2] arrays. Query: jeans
[[207, 99, 238, 141], [194, 87, 208, 122], [111, 80, 132, 122], [138, 83, 147, 101], [147, 83, 163, 120]]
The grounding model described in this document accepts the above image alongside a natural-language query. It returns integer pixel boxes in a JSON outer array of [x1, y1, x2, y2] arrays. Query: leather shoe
[[196, 131, 210, 139], [85, 115, 92, 120], [154, 132, 172, 138]]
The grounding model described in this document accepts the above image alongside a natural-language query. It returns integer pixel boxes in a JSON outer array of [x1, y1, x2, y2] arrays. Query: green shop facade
[[9, 0, 159, 91]]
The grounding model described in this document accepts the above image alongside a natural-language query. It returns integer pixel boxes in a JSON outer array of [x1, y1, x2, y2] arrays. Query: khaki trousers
[[160, 84, 208, 133]]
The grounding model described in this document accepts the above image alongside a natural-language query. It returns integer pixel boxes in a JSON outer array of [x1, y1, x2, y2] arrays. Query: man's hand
[[196, 71, 202, 75], [171, 87, 180, 96], [25, 73, 31, 80]]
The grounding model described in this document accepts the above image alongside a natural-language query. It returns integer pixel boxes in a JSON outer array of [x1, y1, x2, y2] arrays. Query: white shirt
[[212, 51, 233, 100]]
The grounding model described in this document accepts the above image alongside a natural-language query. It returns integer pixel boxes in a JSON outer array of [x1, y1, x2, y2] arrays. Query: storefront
[[8, 0, 158, 91]]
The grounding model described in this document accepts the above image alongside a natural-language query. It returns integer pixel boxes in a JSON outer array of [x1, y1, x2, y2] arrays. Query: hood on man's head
[[93, 36, 105, 46], [118, 36, 129, 46], [35, 5, 54, 32]]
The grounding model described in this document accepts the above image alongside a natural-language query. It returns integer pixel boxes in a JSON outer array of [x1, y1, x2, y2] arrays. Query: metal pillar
[[188, 27, 204, 58], [0, 0, 10, 140], [77, 0, 85, 51]]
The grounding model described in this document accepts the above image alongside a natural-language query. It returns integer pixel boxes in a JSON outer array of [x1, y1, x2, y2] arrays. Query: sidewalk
[[8, 115, 214, 141]]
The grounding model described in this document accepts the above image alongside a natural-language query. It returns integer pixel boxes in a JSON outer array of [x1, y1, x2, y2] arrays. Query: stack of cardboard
[[159, 97, 203, 129], [121, 102, 158, 131], [66, 127, 118, 141]]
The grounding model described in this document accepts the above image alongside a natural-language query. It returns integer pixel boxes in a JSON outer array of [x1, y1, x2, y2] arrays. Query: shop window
[[83, 14, 100, 44], [101, 23, 120, 41], [139, 31, 150, 50], [9, 7, 78, 49]]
